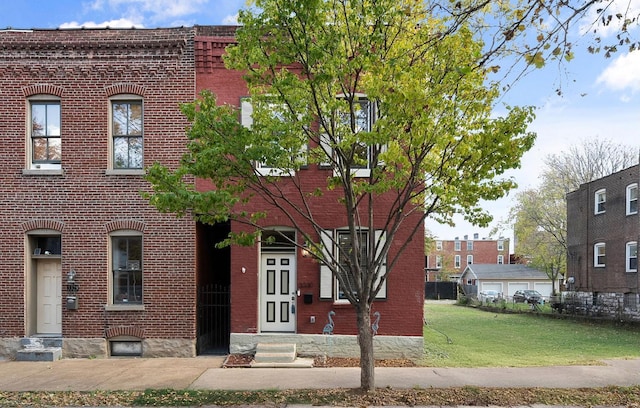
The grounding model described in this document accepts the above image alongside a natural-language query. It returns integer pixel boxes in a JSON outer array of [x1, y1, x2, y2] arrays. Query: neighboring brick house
[[0, 26, 425, 360], [194, 27, 425, 358], [0, 27, 197, 359], [425, 233, 510, 281], [566, 164, 640, 319]]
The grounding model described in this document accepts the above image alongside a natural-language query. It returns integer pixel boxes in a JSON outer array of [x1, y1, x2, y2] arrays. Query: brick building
[[566, 164, 640, 317], [194, 27, 425, 357], [0, 26, 425, 360], [425, 234, 510, 281]]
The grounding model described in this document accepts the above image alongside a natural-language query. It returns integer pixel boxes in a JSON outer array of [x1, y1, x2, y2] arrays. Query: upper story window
[[594, 189, 606, 214], [29, 98, 61, 170], [497, 255, 504, 264], [627, 184, 638, 215], [110, 97, 143, 171], [454, 240, 461, 251], [497, 240, 504, 251], [240, 98, 307, 176], [320, 95, 383, 178], [454, 255, 461, 268], [467, 241, 473, 251], [111, 233, 143, 305], [435, 255, 443, 268], [627, 242, 638, 272], [435, 240, 443, 251], [594, 242, 606, 267], [467, 254, 473, 265]]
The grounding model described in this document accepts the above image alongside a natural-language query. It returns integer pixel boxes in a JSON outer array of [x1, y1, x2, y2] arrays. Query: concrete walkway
[[0, 356, 639, 392]]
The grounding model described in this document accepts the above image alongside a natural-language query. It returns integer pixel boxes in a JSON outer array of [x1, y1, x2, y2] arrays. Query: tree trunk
[[357, 302, 375, 391]]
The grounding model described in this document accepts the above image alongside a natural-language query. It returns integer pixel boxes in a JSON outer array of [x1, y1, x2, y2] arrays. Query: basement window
[[110, 337, 142, 357]]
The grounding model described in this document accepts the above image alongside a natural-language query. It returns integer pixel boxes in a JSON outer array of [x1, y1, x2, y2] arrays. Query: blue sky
[[2, 0, 639, 245]]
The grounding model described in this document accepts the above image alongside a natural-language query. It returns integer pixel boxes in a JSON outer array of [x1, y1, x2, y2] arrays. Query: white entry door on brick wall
[[260, 253, 296, 332], [36, 259, 62, 334]]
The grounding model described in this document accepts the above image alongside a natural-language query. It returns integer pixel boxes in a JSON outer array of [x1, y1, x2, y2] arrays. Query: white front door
[[260, 253, 296, 332], [36, 259, 62, 334]]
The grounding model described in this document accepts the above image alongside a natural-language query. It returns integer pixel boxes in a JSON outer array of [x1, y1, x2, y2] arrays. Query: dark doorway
[[425, 281, 458, 300], [196, 222, 231, 355]]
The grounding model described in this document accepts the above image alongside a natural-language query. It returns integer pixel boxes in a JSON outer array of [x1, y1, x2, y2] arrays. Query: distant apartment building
[[425, 233, 510, 281]]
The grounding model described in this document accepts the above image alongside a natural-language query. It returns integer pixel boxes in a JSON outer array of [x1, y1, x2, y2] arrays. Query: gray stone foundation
[[230, 333, 424, 360], [0, 338, 21, 360], [561, 291, 640, 321]]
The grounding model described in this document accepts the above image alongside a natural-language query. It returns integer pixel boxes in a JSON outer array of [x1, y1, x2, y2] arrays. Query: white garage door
[[534, 282, 553, 299], [481, 282, 503, 295], [508, 282, 528, 297]]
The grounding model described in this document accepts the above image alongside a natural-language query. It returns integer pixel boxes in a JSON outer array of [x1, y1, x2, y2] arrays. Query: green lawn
[[422, 302, 640, 367]]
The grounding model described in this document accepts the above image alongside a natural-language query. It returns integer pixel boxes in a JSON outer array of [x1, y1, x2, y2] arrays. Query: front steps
[[251, 343, 313, 368], [16, 337, 62, 361]]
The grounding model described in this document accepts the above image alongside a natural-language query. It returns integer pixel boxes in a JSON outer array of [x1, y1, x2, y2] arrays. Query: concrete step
[[16, 337, 63, 361], [250, 357, 314, 368], [254, 343, 296, 364], [16, 348, 62, 361]]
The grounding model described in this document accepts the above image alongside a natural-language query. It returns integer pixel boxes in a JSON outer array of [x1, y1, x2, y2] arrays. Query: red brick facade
[[0, 27, 197, 356], [426, 236, 510, 280], [195, 28, 425, 339]]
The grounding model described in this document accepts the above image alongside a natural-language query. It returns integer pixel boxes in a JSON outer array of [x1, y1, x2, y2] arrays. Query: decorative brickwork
[[105, 326, 145, 339]]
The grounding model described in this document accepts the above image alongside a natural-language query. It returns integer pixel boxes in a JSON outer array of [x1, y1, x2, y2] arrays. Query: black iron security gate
[[197, 283, 230, 355]]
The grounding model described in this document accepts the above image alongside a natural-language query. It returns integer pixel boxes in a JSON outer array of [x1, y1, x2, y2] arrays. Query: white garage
[[460, 264, 558, 300]]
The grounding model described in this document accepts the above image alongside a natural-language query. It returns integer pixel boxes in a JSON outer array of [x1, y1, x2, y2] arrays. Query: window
[[240, 98, 307, 176], [497, 255, 504, 265], [594, 189, 606, 214], [435, 255, 443, 269], [111, 235, 143, 304], [497, 240, 504, 251], [594, 242, 606, 267], [29, 99, 61, 170], [467, 241, 473, 251], [320, 95, 383, 178], [627, 242, 637, 272], [454, 240, 461, 251], [627, 184, 638, 215], [111, 98, 143, 170], [467, 255, 473, 265], [319, 229, 386, 301], [454, 255, 461, 268], [435, 240, 443, 251]]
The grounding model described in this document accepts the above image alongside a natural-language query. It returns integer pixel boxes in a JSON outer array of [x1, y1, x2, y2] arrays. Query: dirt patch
[[223, 354, 417, 368]]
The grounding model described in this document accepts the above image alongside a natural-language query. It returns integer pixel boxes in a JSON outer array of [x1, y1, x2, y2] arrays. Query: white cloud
[[596, 51, 640, 94], [59, 18, 143, 28], [89, 0, 209, 23]]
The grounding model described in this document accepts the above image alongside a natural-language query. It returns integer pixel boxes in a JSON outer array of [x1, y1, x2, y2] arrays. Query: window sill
[[105, 169, 145, 176], [22, 169, 63, 176], [104, 304, 145, 312]]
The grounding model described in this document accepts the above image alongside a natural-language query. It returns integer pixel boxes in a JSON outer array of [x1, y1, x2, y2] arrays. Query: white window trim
[[107, 94, 144, 173], [106, 230, 145, 310], [454, 255, 461, 268], [467, 255, 473, 265], [467, 241, 473, 251], [627, 184, 638, 215], [454, 240, 461, 251], [497, 240, 504, 251], [594, 189, 606, 215], [497, 255, 504, 264], [319, 228, 387, 302], [435, 255, 443, 269], [626, 241, 637, 273], [435, 240, 443, 251], [26, 95, 62, 172], [594, 242, 606, 268]]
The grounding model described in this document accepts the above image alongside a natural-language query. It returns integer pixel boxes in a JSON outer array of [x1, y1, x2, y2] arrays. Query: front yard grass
[[423, 302, 640, 367]]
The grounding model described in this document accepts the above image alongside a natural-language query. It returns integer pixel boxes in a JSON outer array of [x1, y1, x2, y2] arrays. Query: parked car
[[513, 290, 543, 304], [479, 290, 500, 303]]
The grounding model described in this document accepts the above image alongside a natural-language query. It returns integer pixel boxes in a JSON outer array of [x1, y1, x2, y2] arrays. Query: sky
[[1, 0, 639, 249]]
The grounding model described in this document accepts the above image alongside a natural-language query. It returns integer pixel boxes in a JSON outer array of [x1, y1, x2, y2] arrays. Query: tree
[[146, 0, 537, 391], [511, 138, 638, 288]]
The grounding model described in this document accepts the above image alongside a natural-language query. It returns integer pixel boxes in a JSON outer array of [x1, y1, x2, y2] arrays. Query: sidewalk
[[1, 357, 640, 392]]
